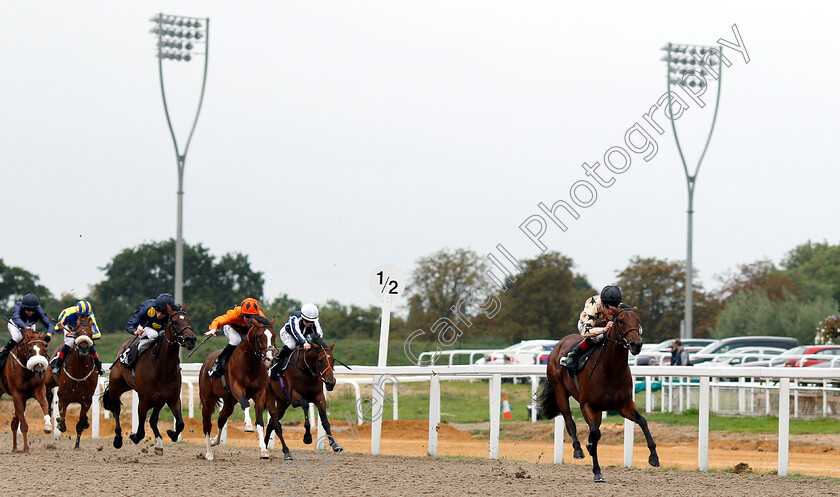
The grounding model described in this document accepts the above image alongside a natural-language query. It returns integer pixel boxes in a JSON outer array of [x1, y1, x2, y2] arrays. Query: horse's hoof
[[649, 455, 660, 467], [284, 452, 294, 461], [260, 450, 270, 460], [303, 433, 312, 445], [114, 437, 123, 449], [167, 429, 179, 442], [129, 433, 142, 445], [205, 452, 214, 461], [57, 420, 66, 433], [155, 447, 164, 456], [594, 473, 605, 483], [44, 424, 52, 434], [573, 449, 584, 459], [244, 423, 255, 433]]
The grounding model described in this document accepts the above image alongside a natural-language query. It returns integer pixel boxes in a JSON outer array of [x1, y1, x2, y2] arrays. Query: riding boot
[[559, 337, 596, 370], [0, 339, 17, 365], [269, 346, 294, 379], [93, 356, 103, 375], [208, 344, 236, 378], [51, 344, 72, 375]]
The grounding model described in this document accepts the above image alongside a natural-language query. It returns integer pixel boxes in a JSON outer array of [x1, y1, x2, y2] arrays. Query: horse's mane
[[252, 315, 270, 326]]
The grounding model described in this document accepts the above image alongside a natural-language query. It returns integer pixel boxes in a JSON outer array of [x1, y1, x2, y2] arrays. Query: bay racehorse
[[264, 343, 343, 459], [45, 317, 99, 449], [102, 305, 196, 454], [0, 328, 52, 453], [537, 305, 659, 482], [200, 315, 275, 460]]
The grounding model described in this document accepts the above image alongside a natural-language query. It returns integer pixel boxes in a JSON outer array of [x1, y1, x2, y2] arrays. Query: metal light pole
[[661, 43, 723, 339], [150, 13, 209, 305]]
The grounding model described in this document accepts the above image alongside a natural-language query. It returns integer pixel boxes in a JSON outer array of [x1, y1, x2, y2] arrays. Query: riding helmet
[[600, 285, 622, 307], [301, 303, 319, 322], [76, 300, 93, 315], [240, 298, 260, 316], [22, 293, 40, 310], [155, 293, 175, 313]]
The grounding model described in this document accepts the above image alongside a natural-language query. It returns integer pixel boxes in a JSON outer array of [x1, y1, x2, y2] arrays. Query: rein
[[298, 345, 334, 383], [245, 324, 271, 360]]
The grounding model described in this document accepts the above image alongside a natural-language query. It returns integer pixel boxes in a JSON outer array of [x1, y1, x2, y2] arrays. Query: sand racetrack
[[2, 406, 840, 497]]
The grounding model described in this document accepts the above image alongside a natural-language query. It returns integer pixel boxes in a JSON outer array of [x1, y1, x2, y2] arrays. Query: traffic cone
[[502, 394, 513, 420]]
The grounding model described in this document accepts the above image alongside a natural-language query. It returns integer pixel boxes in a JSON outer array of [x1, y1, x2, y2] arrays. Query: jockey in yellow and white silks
[[558, 285, 623, 371], [50, 300, 103, 375]]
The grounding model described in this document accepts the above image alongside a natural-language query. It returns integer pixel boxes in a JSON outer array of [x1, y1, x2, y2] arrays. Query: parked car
[[780, 345, 840, 367], [634, 338, 717, 366], [690, 336, 799, 365], [706, 346, 787, 366], [648, 344, 710, 366], [475, 339, 558, 365]]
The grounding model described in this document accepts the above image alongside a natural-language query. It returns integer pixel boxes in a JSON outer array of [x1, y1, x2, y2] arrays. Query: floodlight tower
[[150, 13, 209, 305], [661, 43, 723, 339]]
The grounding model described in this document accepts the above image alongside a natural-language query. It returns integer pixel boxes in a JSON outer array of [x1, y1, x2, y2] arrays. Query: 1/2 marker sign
[[369, 264, 403, 300]]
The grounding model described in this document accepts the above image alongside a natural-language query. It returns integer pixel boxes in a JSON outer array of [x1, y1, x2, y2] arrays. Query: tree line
[[1, 239, 838, 346]]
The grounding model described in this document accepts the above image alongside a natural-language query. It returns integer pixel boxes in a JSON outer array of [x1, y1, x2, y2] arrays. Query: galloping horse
[[0, 328, 52, 453], [199, 316, 274, 461], [102, 305, 196, 454], [537, 305, 659, 482], [45, 317, 98, 449], [263, 343, 343, 459]]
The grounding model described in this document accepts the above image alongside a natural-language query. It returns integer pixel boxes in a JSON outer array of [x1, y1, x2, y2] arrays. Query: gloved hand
[[204, 328, 217, 337], [303, 343, 311, 350], [45, 333, 52, 343]]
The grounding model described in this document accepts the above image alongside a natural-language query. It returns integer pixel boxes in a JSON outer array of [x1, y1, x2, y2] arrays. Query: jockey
[[119, 293, 175, 369], [49, 300, 103, 375], [558, 285, 624, 371], [204, 298, 266, 378], [0, 293, 54, 365], [268, 303, 329, 380]]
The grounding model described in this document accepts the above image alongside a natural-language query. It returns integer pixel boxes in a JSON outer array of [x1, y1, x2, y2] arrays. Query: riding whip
[[189, 333, 216, 357]]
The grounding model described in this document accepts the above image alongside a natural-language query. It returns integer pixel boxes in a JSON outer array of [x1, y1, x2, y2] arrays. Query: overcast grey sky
[[2, 1, 838, 311]]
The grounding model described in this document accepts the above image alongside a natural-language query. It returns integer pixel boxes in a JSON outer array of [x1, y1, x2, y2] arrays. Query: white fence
[[48, 362, 840, 477]]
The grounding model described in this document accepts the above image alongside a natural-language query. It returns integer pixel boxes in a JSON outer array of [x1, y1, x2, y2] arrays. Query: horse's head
[[605, 305, 643, 355], [246, 315, 274, 364], [73, 317, 94, 356], [165, 304, 196, 350], [22, 329, 49, 378], [312, 343, 336, 391]]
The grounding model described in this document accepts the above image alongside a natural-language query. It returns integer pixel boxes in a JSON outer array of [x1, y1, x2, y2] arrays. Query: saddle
[[566, 345, 599, 377], [118, 336, 162, 368]]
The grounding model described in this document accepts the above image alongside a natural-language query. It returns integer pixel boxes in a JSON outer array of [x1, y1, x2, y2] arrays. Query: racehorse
[[0, 328, 52, 453], [45, 317, 98, 449], [199, 316, 275, 461], [102, 305, 196, 455], [536, 305, 659, 482], [263, 343, 343, 459]]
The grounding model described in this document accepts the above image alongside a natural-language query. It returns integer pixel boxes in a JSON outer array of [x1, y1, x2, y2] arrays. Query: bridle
[[13, 334, 48, 369], [162, 311, 194, 347], [300, 344, 334, 383], [605, 307, 642, 350], [244, 323, 272, 360]]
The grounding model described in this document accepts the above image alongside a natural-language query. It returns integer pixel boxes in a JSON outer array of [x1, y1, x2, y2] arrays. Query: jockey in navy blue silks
[[0, 293, 54, 365], [268, 303, 329, 380], [118, 293, 175, 368]]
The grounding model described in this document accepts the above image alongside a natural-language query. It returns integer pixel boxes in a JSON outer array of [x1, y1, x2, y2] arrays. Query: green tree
[[782, 241, 840, 306], [407, 248, 488, 327], [616, 256, 719, 342], [91, 240, 264, 333], [718, 259, 798, 302], [0, 258, 54, 317], [711, 288, 836, 344], [478, 252, 594, 342]]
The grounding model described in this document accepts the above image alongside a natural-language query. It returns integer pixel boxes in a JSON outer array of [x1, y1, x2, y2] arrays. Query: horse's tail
[[536, 379, 560, 420], [101, 384, 120, 412]]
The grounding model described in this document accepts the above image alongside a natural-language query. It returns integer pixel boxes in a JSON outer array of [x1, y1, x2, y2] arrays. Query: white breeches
[[222, 325, 246, 346], [63, 334, 76, 348], [140, 326, 160, 340], [8, 323, 23, 343], [278, 328, 298, 349]]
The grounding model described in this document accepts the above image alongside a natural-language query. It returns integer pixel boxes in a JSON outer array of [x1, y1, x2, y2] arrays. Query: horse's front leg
[[75, 400, 92, 449], [618, 401, 659, 467], [315, 394, 342, 452], [149, 405, 164, 455], [580, 404, 604, 482], [35, 383, 52, 433], [11, 393, 29, 454], [129, 398, 151, 444], [555, 388, 584, 459], [58, 396, 69, 433], [253, 388, 269, 459], [167, 395, 185, 442], [299, 398, 312, 445]]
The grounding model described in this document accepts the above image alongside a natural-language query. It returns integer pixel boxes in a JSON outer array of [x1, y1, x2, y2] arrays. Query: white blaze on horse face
[[263, 328, 272, 345], [179, 315, 184, 320]]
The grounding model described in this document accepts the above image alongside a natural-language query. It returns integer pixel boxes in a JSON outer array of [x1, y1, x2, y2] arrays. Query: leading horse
[[263, 343, 343, 459], [45, 317, 99, 449], [0, 328, 52, 453], [536, 305, 659, 482], [102, 305, 196, 454], [200, 316, 275, 460]]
